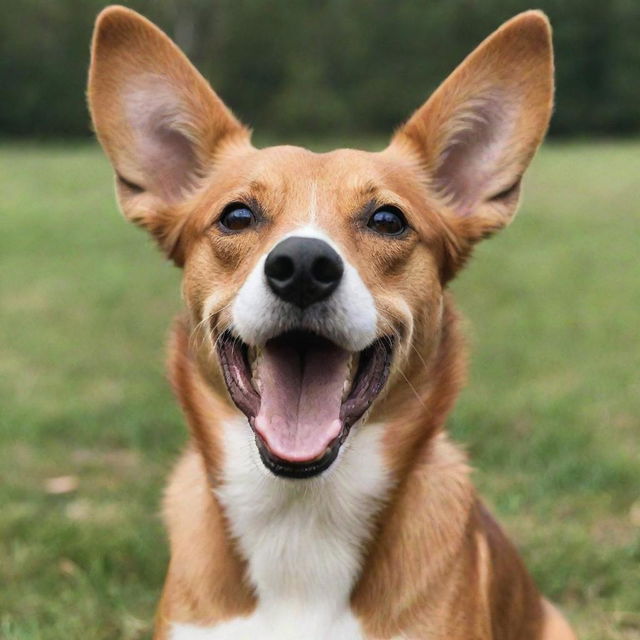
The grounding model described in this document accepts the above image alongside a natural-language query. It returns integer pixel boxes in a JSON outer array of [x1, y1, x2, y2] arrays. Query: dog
[[88, 6, 577, 639]]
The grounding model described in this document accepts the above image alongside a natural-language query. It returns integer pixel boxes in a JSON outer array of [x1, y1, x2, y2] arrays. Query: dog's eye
[[219, 204, 255, 232], [367, 207, 407, 236]]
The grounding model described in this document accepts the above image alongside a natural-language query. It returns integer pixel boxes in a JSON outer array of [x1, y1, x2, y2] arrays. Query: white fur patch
[[171, 419, 391, 639], [231, 225, 377, 351]]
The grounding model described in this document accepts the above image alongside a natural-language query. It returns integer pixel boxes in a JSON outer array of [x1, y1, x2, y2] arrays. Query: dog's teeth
[[249, 346, 263, 393], [351, 352, 360, 380], [342, 353, 360, 401]]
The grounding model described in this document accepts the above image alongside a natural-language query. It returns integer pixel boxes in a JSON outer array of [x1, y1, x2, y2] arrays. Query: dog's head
[[88, 7, 553, 478]]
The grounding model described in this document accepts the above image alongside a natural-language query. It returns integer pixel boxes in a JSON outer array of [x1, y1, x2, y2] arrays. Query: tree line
[[1, 0, 638, 139]]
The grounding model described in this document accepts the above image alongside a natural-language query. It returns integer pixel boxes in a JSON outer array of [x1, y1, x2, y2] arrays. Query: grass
[[1, 139, 638, 639]]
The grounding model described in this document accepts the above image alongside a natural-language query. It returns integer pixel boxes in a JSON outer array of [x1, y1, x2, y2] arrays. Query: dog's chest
[[170, 610, 366, 640], [170, 420, 390, 640]]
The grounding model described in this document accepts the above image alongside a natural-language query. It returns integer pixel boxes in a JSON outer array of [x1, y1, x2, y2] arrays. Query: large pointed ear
[[391, 11, 553, 244], [88, 6, 248, 263]]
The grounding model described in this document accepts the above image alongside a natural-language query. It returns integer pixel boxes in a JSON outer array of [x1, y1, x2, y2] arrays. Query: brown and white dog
[[88, 6, 577, 639]]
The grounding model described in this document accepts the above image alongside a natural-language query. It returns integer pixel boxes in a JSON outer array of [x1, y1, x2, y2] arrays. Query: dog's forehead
[[227, 144, 410, 197]]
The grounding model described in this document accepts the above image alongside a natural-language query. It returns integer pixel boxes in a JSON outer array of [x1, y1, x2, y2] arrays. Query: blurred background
[[1, 1, 638, 639], [2, 0, 640, 139]]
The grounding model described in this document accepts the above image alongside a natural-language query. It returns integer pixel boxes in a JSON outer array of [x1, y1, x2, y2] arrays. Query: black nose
[[264, 237, 344, 308]]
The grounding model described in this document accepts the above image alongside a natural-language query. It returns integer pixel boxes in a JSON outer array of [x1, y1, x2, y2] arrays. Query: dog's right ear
[[88, 6, 248, 264]]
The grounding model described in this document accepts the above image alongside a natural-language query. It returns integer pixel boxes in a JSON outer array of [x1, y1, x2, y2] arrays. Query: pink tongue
[[254, 339, 350, 463]]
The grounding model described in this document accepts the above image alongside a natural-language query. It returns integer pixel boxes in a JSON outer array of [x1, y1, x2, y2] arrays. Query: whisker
[[382, 328, 426, 409], [396, 366, 426, 409], [189, 299, 235, 352], [189, 315, 211, 351]]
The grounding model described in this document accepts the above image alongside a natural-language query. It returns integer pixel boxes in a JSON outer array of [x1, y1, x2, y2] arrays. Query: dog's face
[[179, 145, 448, 477], [89, 7, 553, 477]]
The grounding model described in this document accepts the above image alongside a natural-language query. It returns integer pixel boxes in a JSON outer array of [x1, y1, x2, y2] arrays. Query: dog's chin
[[216, 329, 394, 479]]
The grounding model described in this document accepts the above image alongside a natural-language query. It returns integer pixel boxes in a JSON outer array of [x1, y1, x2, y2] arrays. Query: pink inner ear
[[435, 92, 514, 214], [125, 80, 199, 202], [138, 124, 197, 201]]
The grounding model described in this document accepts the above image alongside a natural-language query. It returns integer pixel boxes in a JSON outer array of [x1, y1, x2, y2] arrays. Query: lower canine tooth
[[250, 347, 262, 392], [342, 353, 359, 401], [342, 378, 350, 401]]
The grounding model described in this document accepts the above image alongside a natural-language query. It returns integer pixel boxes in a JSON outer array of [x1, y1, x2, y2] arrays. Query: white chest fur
[[171, 419, 391, 640]]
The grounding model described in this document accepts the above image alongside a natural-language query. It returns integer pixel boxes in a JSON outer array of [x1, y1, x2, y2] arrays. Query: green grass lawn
[[1, 140, 638, 639]]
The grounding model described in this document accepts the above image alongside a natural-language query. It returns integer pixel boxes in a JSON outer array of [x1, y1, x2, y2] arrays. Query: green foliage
[[1, 0, 639, 138], [1, 140, 639, 638]]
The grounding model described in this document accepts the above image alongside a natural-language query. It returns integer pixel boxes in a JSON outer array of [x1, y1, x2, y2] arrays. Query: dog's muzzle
[[220, 231, 390, 478]]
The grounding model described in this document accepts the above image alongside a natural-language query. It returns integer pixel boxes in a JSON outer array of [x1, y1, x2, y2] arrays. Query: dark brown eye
[[367, 207, 407, 236], [219, 204, 255, 232]]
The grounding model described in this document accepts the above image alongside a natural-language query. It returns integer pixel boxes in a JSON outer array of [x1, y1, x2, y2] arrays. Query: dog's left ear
[[88, 6, 249, 264], [391, 11, 554, 248]]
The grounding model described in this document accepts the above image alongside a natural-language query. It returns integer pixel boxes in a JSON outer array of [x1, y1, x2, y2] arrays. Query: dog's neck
[[166, 294, 474, 634]]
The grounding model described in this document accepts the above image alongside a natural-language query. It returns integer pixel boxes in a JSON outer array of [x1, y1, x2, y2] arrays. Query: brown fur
[[88, 6, 576, 639]]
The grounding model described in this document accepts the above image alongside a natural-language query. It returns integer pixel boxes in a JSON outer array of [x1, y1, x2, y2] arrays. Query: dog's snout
[[264, 237, 344, 308]]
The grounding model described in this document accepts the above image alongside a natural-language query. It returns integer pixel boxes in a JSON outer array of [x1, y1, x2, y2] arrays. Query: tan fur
[[88, 6, 575, 639]]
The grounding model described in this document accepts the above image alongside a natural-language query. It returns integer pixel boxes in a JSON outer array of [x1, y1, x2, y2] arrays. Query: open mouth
[[216, 329, 393, 479]]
